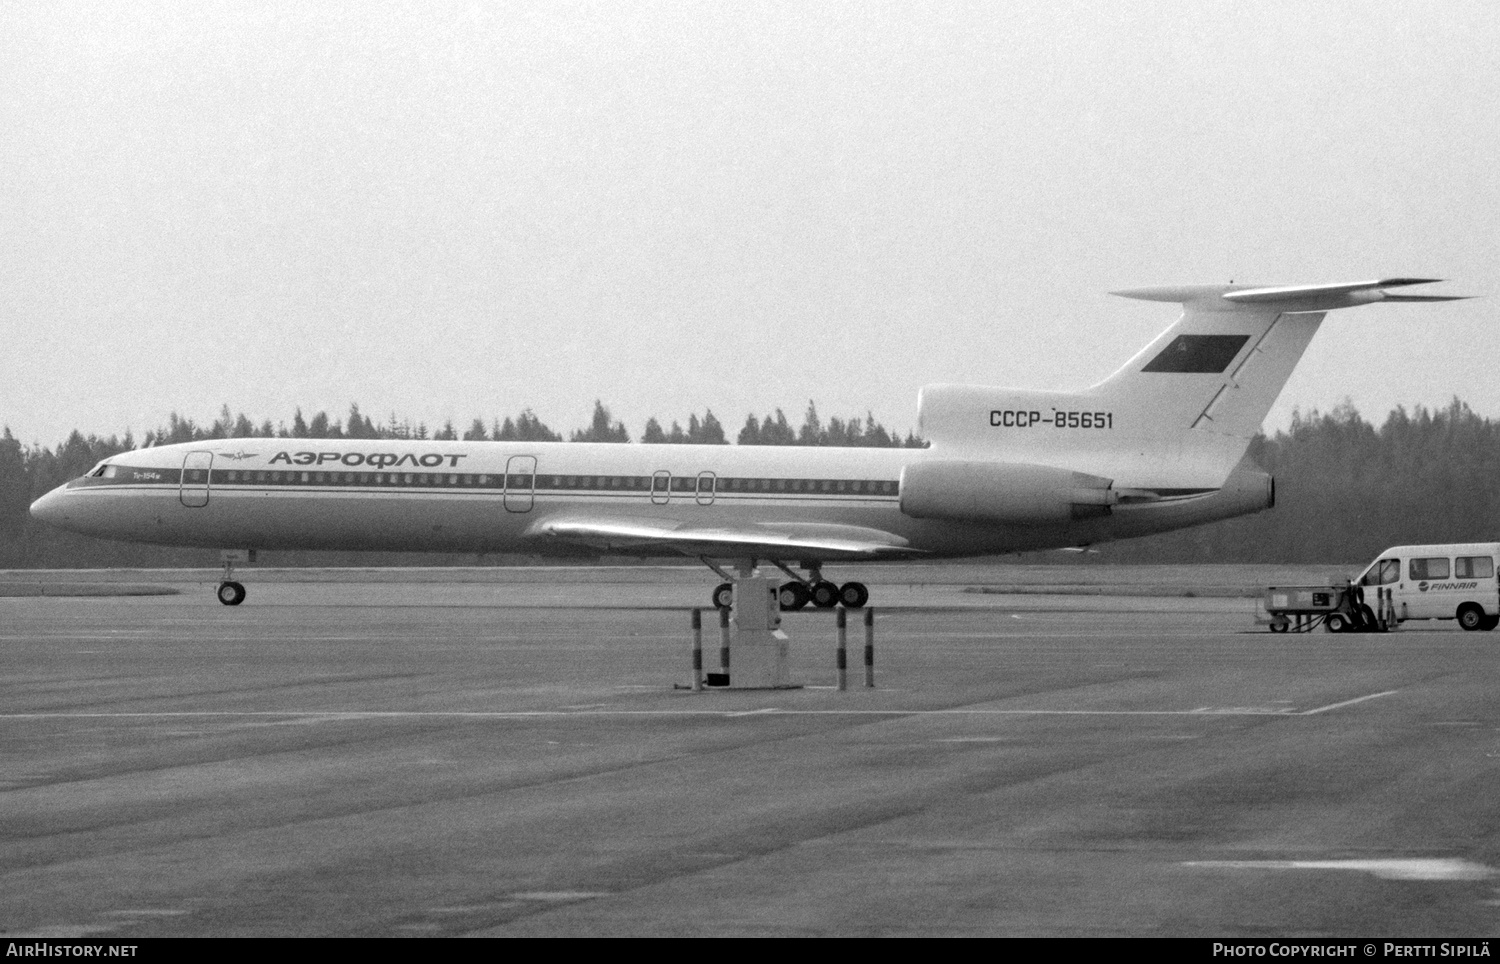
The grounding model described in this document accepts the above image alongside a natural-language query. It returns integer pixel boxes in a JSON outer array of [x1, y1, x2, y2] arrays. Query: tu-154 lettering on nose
[[29, 278, 1467, 607]]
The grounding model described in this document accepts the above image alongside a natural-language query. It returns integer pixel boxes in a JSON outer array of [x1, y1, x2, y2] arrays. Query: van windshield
[[1360, 559, 1400, 586]]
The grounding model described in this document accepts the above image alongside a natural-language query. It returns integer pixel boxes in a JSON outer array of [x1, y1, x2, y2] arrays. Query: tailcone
[[1102, 459, 1273, 542]]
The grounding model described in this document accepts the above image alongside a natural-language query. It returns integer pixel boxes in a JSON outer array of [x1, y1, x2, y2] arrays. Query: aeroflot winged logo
[[217, 450, 256, 461], [269, 450, 470, 468]]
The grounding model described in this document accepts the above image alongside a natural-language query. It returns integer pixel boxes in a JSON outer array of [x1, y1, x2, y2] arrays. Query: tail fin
[[918, 279, 1467, 488], [1097, 279, 1466, 439]]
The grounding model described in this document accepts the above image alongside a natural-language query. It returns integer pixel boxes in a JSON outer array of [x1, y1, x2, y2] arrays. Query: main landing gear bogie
[[777, 580, 811, 611], [708, 571, 870, 612], [839, 581, 870, 609], [702, 556, 868, 611], [771, 579, 868, 612]]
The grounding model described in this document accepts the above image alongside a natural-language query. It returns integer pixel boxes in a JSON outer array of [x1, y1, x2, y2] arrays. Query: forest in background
[[3, 398, 1497, 569], [0, 400, 919, 568]]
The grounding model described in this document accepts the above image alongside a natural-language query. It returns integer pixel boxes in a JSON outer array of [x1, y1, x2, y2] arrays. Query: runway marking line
[[0, 692, 1397, 722], [1184, 857, 1494, 881], [1296, 689, 1399, 715]]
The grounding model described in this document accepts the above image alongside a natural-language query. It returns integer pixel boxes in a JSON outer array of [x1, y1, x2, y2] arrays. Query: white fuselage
[[37, 279, 1455, 567], [29, 436, 1270, 561]]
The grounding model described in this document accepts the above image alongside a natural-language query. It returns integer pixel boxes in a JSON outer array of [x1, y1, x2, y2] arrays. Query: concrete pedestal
[[728, 574, 797, 689]]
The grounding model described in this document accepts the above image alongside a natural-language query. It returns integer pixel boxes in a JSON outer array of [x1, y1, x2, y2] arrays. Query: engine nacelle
[[899, 460, 1116, 525]]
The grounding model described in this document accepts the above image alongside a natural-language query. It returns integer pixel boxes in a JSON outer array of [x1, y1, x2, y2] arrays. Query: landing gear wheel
[[810, 580, 840, 609], [217, 581, 246, 606], [839, 581, 869, 609], [1457, 604, 1485, 631], [712, 582, 734, 610], [1270, 616, 1289, 633], [1325, 612, 1348, 633], [778, 581, 810, 611]]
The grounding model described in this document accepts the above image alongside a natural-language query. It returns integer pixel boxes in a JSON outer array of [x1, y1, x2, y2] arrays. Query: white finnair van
[[1356, 543, 1500, 631]]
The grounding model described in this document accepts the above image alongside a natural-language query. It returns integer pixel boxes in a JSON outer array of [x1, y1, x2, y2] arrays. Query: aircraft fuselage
[[29, 437, 1270, 560]]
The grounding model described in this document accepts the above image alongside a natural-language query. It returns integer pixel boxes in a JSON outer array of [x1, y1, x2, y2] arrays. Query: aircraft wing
[[526, 516, 923, 561]]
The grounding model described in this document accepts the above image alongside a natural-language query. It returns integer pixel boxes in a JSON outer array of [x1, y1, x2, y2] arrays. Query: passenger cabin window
[[1409, 557, 1450, 581], [1456, 556, 1495, 579]]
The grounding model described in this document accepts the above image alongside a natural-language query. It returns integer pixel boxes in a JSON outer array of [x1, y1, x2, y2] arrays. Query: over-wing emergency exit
[[30, 278, 1468, 606]]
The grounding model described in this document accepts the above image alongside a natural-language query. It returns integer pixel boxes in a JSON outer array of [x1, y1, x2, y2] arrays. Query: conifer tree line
[[1105, 399, 1500, 565], [83, 400, 924, 448], [4, 399, 1499, 569]]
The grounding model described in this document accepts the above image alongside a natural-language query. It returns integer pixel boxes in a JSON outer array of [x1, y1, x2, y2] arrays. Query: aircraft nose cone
[[29, 487, 66, 526]]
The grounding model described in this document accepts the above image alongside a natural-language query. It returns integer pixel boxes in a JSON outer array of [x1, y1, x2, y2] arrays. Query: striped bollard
[[836, 608, 848, 691], [863, 607, 875, 688], [691, 609, 703, 692], [719, 606, 731, 677]]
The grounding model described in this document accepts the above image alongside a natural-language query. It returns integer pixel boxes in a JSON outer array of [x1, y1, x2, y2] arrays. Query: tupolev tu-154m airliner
[[30, 278, 1466, 608]]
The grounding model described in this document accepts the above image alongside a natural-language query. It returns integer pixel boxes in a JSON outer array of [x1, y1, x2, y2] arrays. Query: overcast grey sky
[[3, 0, 1496, 445]]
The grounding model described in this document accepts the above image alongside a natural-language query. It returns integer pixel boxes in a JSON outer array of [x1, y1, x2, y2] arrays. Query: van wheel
[[1457, 604, 1486, 631], [1358, 604, 1380, 632]]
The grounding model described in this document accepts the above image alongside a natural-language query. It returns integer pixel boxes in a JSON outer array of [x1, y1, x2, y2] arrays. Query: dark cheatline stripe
[[83, 468, 902, 497], [77, 467, 1216, 503]]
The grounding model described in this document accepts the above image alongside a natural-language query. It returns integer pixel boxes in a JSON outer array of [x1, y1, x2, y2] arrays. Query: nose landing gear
[[217, 581, 246, 606], [216, 549, 256, 606]]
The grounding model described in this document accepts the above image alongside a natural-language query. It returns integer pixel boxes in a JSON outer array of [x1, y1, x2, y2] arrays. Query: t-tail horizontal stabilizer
[[1114, 278, 1470, 313]]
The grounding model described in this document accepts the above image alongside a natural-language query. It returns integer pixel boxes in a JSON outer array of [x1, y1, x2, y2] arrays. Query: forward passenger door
[[180, 452, 213, 508], [504, 456, 536, 512]]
